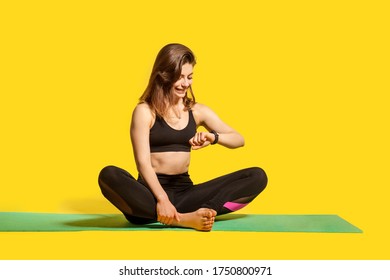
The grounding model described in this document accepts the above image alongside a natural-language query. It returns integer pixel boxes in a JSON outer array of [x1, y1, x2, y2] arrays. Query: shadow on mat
[[64, 215, 166, 229], [64, 215, 130, 228], [64, 213, 248, 229], [215, 214, 248, 221]]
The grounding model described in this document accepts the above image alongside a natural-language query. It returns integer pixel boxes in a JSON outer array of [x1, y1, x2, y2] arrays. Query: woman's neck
[[166, 98, 185, 119], [172, 96, 184, 106]]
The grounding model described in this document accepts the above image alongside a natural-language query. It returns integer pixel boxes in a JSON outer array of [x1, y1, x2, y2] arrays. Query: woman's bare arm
[[130, 103, 180, 224], [190, 103, 245, 149]]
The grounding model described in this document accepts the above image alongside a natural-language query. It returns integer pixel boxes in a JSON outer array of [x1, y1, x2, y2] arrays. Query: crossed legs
[[98, 166, 267, 231]]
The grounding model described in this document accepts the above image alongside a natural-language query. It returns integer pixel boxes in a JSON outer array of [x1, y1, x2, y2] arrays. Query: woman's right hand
[[156, 198, 180, 225]]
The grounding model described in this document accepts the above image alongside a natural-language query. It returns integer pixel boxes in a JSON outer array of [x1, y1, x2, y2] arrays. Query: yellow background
[[1, 1, 389, 259]]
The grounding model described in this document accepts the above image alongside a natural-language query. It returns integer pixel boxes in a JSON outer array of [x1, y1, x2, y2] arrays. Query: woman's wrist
[[156, 193, 169, 202], [210, 130, 219, 145]]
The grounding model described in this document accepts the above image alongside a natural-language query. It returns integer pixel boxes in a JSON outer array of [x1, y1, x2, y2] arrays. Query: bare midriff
[[151, 151, 191, 175]]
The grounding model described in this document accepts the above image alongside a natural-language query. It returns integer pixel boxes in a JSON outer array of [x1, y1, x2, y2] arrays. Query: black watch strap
[[210, 130, 219, 145]]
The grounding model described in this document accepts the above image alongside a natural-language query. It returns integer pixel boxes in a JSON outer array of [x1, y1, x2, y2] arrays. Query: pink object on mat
[[223, 201, 248, 212]]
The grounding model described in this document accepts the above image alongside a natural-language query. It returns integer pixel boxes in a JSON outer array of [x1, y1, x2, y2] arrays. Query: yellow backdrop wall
[[1, 0, 389, 259]]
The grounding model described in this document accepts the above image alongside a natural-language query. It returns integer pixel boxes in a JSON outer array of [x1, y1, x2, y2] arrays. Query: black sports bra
[[149, 110, 197, 153]]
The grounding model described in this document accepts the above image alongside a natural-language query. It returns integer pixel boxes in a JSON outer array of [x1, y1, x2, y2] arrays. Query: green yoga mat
[[0, 212, 362, 233]]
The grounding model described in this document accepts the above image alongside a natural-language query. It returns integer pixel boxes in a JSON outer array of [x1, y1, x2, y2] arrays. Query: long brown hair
[[139, 43, 197, 117]]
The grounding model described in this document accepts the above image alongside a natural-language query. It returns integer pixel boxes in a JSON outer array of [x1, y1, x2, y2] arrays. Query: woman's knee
[[248, 166, 268, 192], [98, 165, 123, 188]]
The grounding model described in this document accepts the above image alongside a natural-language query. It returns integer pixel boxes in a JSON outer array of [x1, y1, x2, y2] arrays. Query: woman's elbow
[[238, 135, 245, 147], [135, 158, 151, 173], [231, 134, 245, 148]]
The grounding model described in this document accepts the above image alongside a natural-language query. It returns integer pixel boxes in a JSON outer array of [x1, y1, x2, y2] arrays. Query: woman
[[98, 43, 267, 231]]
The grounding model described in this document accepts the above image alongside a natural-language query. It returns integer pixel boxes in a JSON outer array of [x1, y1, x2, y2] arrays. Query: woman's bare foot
[[173, 208, 217, 231]]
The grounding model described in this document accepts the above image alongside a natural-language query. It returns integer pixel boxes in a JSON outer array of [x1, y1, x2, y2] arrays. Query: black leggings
[[98, 166, 267, 224]]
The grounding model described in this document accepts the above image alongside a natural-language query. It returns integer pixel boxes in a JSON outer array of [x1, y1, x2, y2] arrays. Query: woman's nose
[[182, 78, 190, 87]]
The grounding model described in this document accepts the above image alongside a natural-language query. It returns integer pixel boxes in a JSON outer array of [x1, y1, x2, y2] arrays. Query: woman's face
[[171, 63, 193, 99]]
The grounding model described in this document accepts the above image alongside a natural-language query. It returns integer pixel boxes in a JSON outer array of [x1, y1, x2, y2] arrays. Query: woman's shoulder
[[132, 102, 154, 123], [134, 102, 153, 114], [191, 102, 216, 123], [191, 102, 212, 113], [191, 103, 213, 115]]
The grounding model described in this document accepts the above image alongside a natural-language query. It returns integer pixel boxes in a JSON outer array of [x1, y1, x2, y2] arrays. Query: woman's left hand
[[189, 132, 215, 150]]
